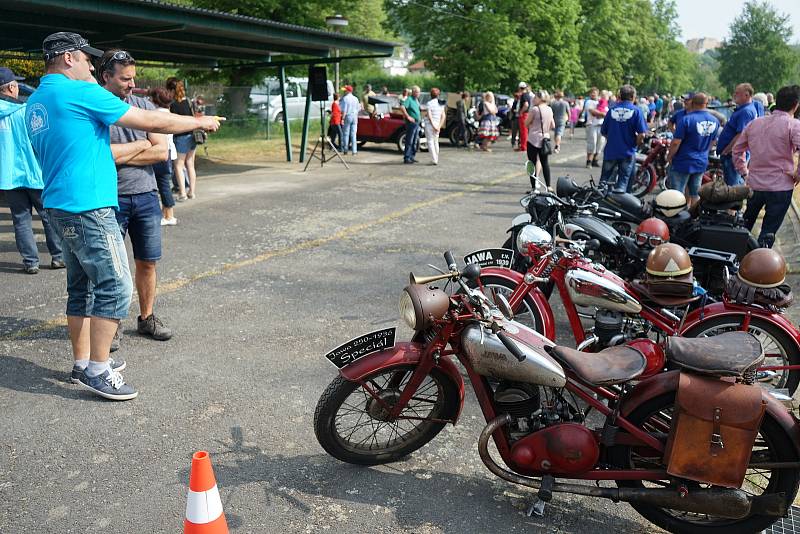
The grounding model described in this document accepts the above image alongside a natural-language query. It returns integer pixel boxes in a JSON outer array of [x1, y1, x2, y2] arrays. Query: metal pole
[[299, 83, 313, 163], [334, 48, 340, 93], [278, 66, 292, 162]]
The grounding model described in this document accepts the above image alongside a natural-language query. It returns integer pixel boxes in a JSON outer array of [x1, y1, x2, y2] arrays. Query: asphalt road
[[1, 131, 665, 533]]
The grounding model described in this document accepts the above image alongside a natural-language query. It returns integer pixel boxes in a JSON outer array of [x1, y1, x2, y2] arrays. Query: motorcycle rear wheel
[[683, 316, 800, 395], [313, 365, 459, 465], [611, 392, 800, 534], [630, 163, 657, 198]]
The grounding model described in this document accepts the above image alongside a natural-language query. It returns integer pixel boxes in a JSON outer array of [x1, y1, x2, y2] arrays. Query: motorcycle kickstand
[[526, 475, 554, 517]]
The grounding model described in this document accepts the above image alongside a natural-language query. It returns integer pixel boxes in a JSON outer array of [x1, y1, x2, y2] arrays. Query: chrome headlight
[[516, 224, 552, 254], [399, 285, 450, 331], [520, 195, 532, 209]]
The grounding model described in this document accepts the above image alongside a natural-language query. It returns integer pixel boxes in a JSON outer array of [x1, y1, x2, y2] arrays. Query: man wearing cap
[[25, 32, 221, 401], [100, 49, 172, 344], [717, 83, 759, 186], [0, 66, 64, 274], [517, 82, 531, 150], [340, 85, 360, 156]]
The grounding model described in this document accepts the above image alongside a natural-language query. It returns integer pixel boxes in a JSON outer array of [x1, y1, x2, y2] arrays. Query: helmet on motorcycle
[[654, 189, 687, 218], [635, 218, 669, 248], [646, 243, 692, 277], [737, 248, 786, 288]]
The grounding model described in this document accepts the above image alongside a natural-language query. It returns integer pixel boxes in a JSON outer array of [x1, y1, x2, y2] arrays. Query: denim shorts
[[116, 191, 162, 262], [48, 207, 133, 320], [174, 133, 196, 154], [554, 123, 566, 137], [668, 168, 703, 197]]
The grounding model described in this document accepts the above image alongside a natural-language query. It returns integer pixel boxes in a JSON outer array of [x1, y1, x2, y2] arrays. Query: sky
[[674, 0, 800, 44]]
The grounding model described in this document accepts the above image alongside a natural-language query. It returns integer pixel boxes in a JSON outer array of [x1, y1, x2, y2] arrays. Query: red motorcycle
[[314, 251, 800, 534], [471, 228, 800, 394], [632, 132, 671, 196]]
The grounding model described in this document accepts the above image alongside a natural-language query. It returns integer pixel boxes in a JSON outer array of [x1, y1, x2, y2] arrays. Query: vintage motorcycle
[[314, 251, 800, 534], [476, 226, 800, 394]]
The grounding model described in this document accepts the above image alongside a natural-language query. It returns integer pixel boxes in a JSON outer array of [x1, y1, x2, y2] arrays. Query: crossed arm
[[111, 132, 168, 166]]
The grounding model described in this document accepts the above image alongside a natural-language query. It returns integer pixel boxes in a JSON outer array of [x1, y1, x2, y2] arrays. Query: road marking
[[1, 169, 528, 341]]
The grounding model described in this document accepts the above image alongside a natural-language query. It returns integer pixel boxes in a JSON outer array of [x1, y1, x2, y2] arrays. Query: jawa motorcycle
[[314, 251, 800, 534], [473, 226, 800, 394]]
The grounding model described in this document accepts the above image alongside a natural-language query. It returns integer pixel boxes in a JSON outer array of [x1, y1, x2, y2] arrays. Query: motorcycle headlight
[[399, 285, 450, 331], [516, 224, 552, 254], [520, 195, 532, 209]]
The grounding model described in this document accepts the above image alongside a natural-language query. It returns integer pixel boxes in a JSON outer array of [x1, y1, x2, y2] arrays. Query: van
[[250, 77, 335, 122]]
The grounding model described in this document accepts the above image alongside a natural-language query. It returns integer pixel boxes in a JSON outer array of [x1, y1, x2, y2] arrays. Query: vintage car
[[357, 95, 426, 153]]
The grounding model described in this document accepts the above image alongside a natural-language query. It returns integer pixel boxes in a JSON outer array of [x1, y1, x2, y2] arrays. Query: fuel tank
[[568, 215, 621, 248], [565, 268, 642, 313], [461, 323, 566, 387]]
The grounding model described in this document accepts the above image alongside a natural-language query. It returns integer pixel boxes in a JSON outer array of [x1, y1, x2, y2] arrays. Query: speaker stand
[[304, 102, 349, 172]]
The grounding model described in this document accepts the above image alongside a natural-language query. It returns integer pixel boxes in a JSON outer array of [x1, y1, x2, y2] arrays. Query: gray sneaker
[[70, 357, 126, 383], [77, 369, 138, 401], [111, 323, 122, 353], [137, 314, 172, 341]]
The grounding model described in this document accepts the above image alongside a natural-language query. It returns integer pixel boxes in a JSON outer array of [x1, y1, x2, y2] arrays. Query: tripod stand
[[304, 101, 349, 171]]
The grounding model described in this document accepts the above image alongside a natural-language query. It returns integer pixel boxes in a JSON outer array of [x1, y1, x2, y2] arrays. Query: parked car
[[250, 77, 334, 123], [356, 95, 426, 153]]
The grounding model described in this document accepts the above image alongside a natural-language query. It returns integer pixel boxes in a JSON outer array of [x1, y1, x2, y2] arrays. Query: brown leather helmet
[[646, 243, 692, 278], [737, 248, 786, 288]]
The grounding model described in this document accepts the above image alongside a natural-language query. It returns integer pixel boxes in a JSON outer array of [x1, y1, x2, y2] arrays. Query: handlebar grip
[[444, 250, 457, 270], [497, 330, 526, 362]]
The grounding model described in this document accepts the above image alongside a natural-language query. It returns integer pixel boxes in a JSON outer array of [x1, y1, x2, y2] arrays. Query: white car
[[250, 77, 335, 123]]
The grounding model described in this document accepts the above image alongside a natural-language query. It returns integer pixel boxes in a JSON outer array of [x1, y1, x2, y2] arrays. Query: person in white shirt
[[340, 85, 361, 156], [424, 88, 446, 165]]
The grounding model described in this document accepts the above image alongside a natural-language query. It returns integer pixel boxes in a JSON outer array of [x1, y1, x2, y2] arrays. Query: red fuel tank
[[510, 423, 599, 475]]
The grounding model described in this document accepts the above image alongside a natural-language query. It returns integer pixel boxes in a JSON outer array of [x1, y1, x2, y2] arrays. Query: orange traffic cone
[[184, 451, 229, 534]]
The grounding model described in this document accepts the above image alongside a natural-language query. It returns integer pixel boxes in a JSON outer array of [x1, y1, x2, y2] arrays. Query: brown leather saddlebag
[[664, 373, 766, 488]]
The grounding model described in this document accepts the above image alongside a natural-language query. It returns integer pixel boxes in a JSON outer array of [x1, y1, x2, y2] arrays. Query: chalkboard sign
[[324, 327, 397, 369], [464, 248, 515, 269]]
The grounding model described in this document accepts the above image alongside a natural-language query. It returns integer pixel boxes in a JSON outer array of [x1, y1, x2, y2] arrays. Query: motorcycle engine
[[494, 381, 541, 440], [594, 309, 624, 345]]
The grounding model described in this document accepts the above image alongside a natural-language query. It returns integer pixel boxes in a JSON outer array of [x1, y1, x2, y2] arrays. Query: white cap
[[518, 82, 528, 89]]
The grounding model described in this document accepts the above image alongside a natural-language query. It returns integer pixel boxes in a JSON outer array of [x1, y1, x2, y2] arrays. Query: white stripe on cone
[[185, 484, 224, 524]]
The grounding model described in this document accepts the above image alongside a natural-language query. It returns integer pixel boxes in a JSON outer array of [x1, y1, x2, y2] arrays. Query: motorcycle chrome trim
[[461, 324, 566, 387], [565, 269, 642, 314], [516, 225, 553, 255], [576, 335, 599, 351], [478, 415, 785, 520], [511, 213, 533, 228], [410, 271, 457, 285]]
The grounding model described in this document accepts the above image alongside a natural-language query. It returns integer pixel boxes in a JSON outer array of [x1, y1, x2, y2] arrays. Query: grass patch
[[199, 118, 314, 163]]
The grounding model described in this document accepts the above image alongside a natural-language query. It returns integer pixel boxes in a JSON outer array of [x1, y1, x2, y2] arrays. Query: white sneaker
[[160, 217, 178, 226]]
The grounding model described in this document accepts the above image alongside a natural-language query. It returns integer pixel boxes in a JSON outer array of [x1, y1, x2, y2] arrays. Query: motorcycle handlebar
[[444, 250, 457, 271], [496, 330, 526, 362]]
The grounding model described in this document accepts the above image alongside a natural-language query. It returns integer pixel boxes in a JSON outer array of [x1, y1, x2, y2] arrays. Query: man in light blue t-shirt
[[717, 83, 758, 186], [667, 93, 719, 209], [26, 32, 221, 401]]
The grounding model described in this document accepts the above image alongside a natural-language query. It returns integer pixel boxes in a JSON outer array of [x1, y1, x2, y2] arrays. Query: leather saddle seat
[[701, 200, 743, 212], [666, 331, 764, 377], [549, 345, 647, 386], [629, 279, 700, 307]]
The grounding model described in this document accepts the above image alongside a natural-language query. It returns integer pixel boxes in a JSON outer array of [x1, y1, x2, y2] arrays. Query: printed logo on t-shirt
[[27, 103, 49, 136], [695, 120, 717, 137], [610, 107, 635, 122]]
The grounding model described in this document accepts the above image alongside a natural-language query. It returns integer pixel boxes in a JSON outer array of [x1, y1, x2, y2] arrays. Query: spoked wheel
[[471, 274, 546, 336], [683, 316, 800, 394], [611, 392, 800, 534], [314, 365, 459, 465], [630, 163, 657, 198]]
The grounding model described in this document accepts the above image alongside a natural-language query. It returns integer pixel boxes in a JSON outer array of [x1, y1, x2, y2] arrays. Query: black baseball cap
[[42, 32, 103, 61], [0, 67, 24, 85]]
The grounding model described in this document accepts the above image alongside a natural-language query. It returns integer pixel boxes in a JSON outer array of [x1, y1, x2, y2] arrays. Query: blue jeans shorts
[[174, 133, 196, 154], [48, 207, 133, 320], [116, 191, 162, 262], [668, 168, 703, 198], [554, 123, 566, 137]]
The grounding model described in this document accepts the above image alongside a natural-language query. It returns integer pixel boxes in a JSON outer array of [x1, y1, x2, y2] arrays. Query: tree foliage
[[717, 1, 799, 93]]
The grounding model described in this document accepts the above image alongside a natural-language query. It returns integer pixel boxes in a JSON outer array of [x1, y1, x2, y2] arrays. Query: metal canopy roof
[[0, 0, 397, 65]]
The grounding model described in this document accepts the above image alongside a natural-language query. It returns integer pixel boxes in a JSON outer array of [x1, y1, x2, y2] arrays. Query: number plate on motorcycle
[[324, 327, 397, 369], [464, 248, 515, 269]]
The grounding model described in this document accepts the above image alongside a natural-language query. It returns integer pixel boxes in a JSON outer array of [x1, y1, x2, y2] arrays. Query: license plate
[[324, 327, 397, 369], [464, 248, 515, 268]]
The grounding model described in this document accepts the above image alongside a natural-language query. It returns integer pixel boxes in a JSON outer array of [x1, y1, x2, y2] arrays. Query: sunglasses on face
[[635, 232, 665, 248]]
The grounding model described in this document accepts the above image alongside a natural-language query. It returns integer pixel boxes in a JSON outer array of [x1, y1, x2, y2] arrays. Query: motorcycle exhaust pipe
[[478, 415, 786, 520]]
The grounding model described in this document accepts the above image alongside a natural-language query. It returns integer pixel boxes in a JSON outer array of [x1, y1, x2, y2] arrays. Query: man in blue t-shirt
[[25, 32, 221, 401], [667, 93, 720, 209], [716, 83, 758, 186], [599, 85, 648, 193]]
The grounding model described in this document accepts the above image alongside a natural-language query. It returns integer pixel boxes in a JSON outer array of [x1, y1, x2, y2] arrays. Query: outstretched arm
[[115, 106, 222, 135]]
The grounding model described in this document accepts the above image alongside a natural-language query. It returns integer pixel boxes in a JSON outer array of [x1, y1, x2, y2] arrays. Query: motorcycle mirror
[[461, 262, 482, 282], [585, 239, 601, 251], [525, 160, 535, 177], [494, 293, 514, 320]]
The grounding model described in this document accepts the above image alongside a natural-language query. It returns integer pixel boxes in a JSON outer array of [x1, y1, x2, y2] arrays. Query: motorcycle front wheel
[[313, 365, 459, 465], [472, 274, 547, 335], [630, 163, 657, 198], [611, 392, 800, 534], [683, 316, 800, 395]]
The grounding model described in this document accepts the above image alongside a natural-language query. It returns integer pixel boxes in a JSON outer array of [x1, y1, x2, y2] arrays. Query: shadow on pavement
[[0, 354, 89, 400]]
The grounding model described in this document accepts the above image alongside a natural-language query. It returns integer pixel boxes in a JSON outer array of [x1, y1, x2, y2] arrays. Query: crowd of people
[[0, 32, 221, 400]]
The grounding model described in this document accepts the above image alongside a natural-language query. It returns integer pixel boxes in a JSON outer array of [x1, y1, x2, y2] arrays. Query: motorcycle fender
[[679, 302, 800, 351], [338, 341, 466, 424], [478, 266, 556, 340], [620, 371, 800, 458], [508, 213, 532, 232]]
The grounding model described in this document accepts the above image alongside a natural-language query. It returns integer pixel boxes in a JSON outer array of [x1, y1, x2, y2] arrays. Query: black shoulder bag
[[539, 105, 553, 155]]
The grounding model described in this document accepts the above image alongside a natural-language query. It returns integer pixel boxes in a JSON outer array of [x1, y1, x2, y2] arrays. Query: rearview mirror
[[462, 262, 482, 282]]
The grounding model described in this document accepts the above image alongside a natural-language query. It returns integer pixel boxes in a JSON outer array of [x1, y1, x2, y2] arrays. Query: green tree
[[717, 1, 799, 93], [690, 50, 728, 100]]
